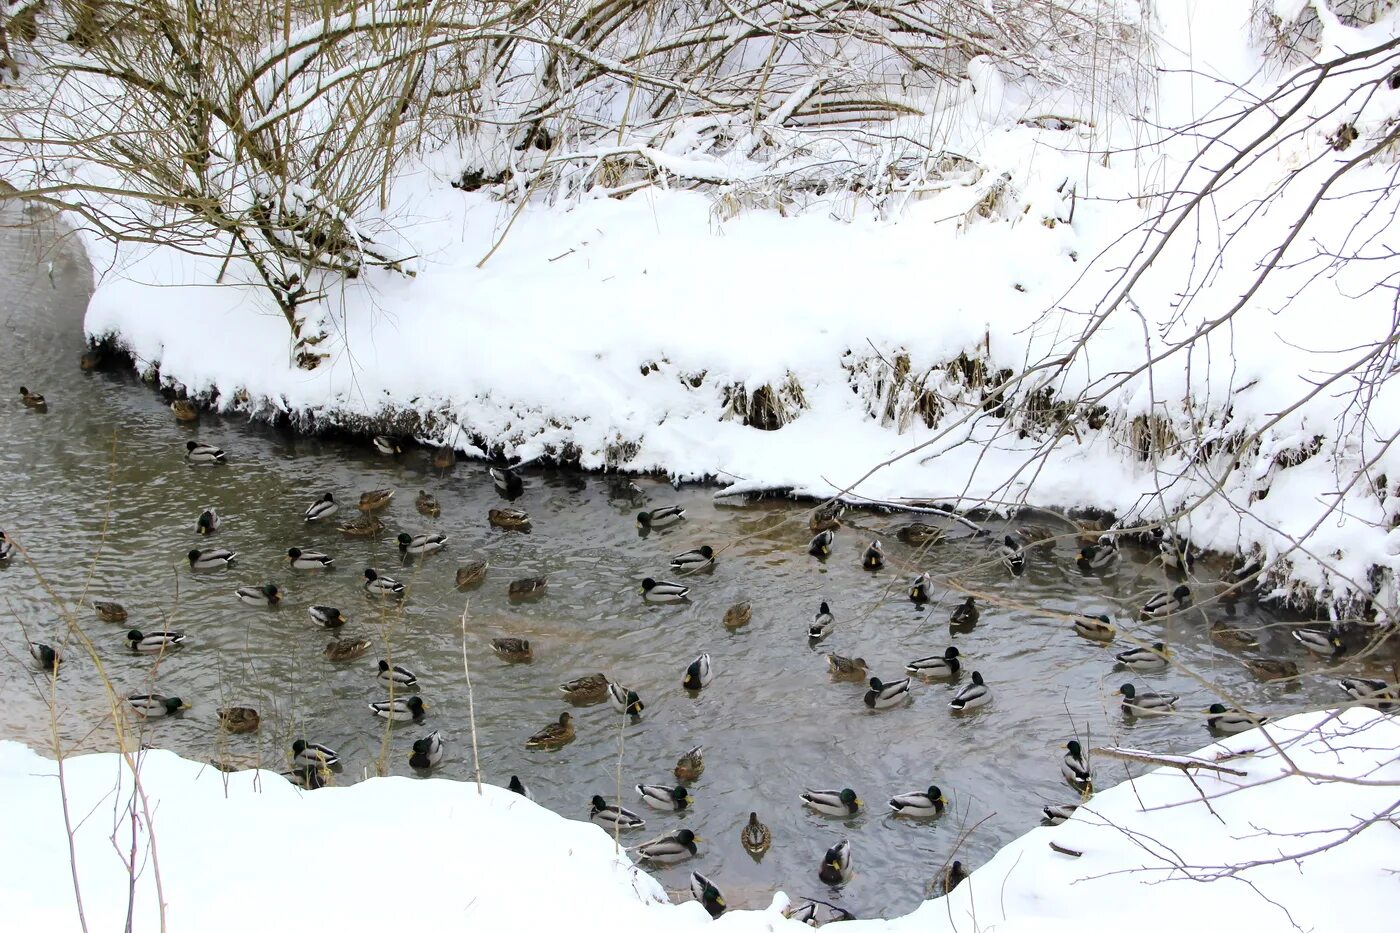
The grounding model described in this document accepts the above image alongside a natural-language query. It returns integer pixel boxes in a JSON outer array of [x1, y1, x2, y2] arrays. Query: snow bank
[[3, 708, 1397, 931]]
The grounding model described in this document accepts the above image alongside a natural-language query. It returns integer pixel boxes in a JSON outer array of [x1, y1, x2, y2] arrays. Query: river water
[[0, 206, 1365, 918]]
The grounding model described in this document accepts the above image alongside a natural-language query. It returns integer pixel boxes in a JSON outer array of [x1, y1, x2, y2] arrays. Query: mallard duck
[[818, 839, 853, 886], [285, 547, 332, 571], [286, 767, 327, 790], [1207, 703, 1266, 733], [29, 642, 60, 671], [170, 399, 198, 422], [409, 730, 444, 769], [79, 349, 103, 370], [741, 812, 771, 855], [363, 567, 404, 596], [1245, 658, 1298, 681], [1116, 642, 1169, 672], [1140, 585, 1191, 617], [800, 788, 861, 817], [637, 506, 685, 529], [455, 560, 489, 588], [940, 860, 969, 895], [910, 572, 933, 603], [862, 540, 884, 570], [324, 637, 370, 662], [338, 514, 383, 537], [492, 637, 533, 662], [637, 783, 692, 811], [635, 828, 699, 863], [508, 775, 533, 799], [508, 576, 547, 599], [789, 900, 855, 925], [906, 646, 960, 678], [377, 659, 418, 687], [1076, 539, 1119, 571], [93, 600, 127, 623], [309, 605, 347, 628], [490, 466, 524, 498], [889, 785, 947, 817], [369, 695, 426, 721], [372, 435, 403, 456], [398, 531, 448, 556], [188, 547, 236, 570], [1061, 740, 1092, 791], [184, 440, 224, 464], [949, 671, 991, 710], [607, 682, 645, 717], [526, 711, 575, 748], [1072, 613, 1116, 642], [304, 492, 338, 522], [809, 601, 835, 640], [489, 507, 532, 531], [809, 502, 844, 533], [864, 676, 912, 709], [723, 601, 752, 629], [431, 446, 456, 470], [1339, 678, 1398, 708], [998, 535, 1025, 575], [358, 489, 394, 512], [1119, 683, 1179, 715], [1210, 622, 1259, 649], [127, 694, 188, 718], [1292, 627, 1345, 657], [950, 596, 979, 628], [19, 386, 47, 408], [560, 673, 610, 704], [827, 653, 868, 681], [1159, 534, 1195, 573], [195, 508, 221, 535], [590, 795, 645, 829], [235, 584, 283, 607], [689, 871, 726, 918], [0, 530, 14, 562], [415, 491, 441, 518], [671, 545, 715, 571], [640, 577, 688, 600], [683, 653, 714, 690], [126, 629, 186, 652], [291, 739, 340, 769], [674, 745, 704, 782], [1041, 803, 1079, 826], [809, 530, 834, 557], [217, 707, 260, 734], [897, 522, 944, 546]]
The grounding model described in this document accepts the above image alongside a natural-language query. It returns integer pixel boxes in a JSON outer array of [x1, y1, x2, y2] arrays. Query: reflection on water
[[0, 206, 1363, 918]]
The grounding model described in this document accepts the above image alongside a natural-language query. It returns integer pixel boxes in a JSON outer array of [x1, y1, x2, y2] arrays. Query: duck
[[431, 446, 456, 470], [490, 466, 524, 498], [29, 642, 60, 671], [559, 673, 610, 704], [455, 560, 489, 588], [671, 545, 715, 571], [1076, 539, 1119, 571], [184, 440, 225, 464], [1041, 803, 1079, 826], [415, 491, 441, 517], [1291, 627, 1345, 657], [949, 671, 991, 710], [0, 530, 14, 562], [862, 539, 884, 570], [508, 576, 547, 599], [906, 646, 960, 678], [674, 745, 704, 782], [1072, 613, 1116, 642], [79, 349, 103, 370], [640, 577, 689, 601], [488, 507, 532, 531], [286, 767, 327, 790], [525, 711, 575, 748], [590, 795, 645, 829], [1210, 622, 1259, 649], [808, 529, 834, 557], [369, 696, 426, 721], [409, 730, 445, 769], [1119, 683, 1179, 715], [1061, 740, 1092, 791], [607, 682, 645, 717], [188, 547, 236, 570], [92, 600, 127, 623], [1116, 642, 1169, 673], [217, 707, 260, 734], [787, 900, 855, 925], [1140, 585, 1191, 617], [127, 694, 188, 718], [1207, 703, 1267, 733], [285, 547, 333, 571], [236, 584, 283, 607], [170, 399, 198, 422], [508, 775, 533, 799], [689, 872, 726, 918], [126, 629, 186, 652], [998, 535, 1025, 575], [338, 514, 383, 537], [683, 653, 714, 690], [1339, 678, 1397, 708], [377, 659, 418, 688], [309, 605, 347, 628], [809, 502, 844, 533], [291, 739, 340, 769], [741, 811, 772, 855], [888, 785, 947, 817], [1244, 658, 1297, 681], [637, 506, 685, 528], [910, 572, 933, 603], [635, 828, 699, 863], [826, 653, 868, 681], [324, 637, 370, 661], [304, 492, 338, 522], [808, 601, 835, 640], [940, 861, 969, 895], [723, 601, 752, 629], [195, 508, 221, 535], [950, 596, 979, 628], [372, 435, 403, 456], [897, 522, 944, 546], [637, 783, 693, 811], [800, 788, 862, 817], [358, 489, 394, 512], [864, 676, 912, 710], [1159, 534, 1196, 573], [20, 386, 47, 408], [818, 839, 853, 885], [492, 638, 533, 662], [363, 567, 405, 597], [398, 531, 448, 556]]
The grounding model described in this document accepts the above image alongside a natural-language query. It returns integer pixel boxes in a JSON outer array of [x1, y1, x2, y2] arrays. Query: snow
[[3, 707, 1396, 931]]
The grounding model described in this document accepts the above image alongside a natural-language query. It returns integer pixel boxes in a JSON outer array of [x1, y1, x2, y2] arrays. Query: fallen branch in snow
[[1093, 746, 1250, 778], [1048, 841, 1082, 857]]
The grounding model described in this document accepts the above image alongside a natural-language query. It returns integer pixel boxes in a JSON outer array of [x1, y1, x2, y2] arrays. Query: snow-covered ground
[[4, 707, 1396, 931]]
